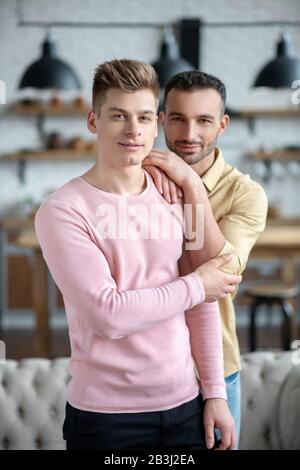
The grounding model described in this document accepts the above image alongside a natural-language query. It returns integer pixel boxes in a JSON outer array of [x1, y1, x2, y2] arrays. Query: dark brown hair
[[164, 71, 226, 115]]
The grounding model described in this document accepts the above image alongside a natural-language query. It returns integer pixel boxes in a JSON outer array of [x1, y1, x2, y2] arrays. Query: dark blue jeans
[[63, 394, 208, 450]]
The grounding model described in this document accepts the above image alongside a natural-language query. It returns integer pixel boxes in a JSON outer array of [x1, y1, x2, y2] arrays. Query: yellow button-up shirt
[[202, 148, 268, 376]]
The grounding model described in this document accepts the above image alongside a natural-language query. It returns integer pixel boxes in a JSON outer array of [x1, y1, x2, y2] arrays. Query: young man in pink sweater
[[35, 59, 241, 451]]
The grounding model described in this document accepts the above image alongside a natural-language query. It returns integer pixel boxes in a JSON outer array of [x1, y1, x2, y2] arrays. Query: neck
[[191, 148, 216, 177], [82, 159, 146, 196]]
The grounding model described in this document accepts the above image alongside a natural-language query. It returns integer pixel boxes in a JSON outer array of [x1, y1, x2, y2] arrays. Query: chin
[[179, 153, 203, 164], [126, 156, 144, 166]]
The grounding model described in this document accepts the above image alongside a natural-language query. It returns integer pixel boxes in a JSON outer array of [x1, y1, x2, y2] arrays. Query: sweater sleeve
[[35, 200, 205, 340], [179, 250, 227, 400]]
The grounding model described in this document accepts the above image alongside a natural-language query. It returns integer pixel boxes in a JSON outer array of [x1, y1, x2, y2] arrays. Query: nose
[[125, 118, 141, 138], [183, 121, 197, 142]]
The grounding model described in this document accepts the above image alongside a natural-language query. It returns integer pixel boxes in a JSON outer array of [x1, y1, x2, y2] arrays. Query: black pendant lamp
[[19, 33, 81, 90], [253, 32, 300, 88], [152, 28, 195, 88]]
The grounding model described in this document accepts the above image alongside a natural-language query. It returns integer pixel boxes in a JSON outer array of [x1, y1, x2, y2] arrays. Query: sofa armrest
[[240, 351, 300, 450]]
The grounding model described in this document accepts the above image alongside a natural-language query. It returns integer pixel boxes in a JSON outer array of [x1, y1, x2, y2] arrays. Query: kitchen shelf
[[2, 103, 300, 182], [7, 104, 300, 118], [4, 149, 96, 161], [8, 103, 90, 115], [239, 109, 300, 118], [2, 148, 95, 182], [0, 102, 94, 182], [2, 103, 93, 184], [251, 150, 300, 161], [229, 108, 300, 132]]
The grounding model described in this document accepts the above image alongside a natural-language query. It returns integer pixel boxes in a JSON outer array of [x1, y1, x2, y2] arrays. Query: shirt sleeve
[[179, 250, 227, 400], [35, 200, 205, 340], [216, 179, 268, 276]]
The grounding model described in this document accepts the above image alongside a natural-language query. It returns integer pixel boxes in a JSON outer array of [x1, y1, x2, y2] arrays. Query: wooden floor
[[1, 324, 300, 360]]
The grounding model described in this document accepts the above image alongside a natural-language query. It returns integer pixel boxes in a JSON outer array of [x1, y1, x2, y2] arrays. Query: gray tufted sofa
[[0, 352, 300, 450]]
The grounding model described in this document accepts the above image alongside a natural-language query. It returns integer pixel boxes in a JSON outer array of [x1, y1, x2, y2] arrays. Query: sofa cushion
[[278, 361, 300, 450], [1, 352, 300, 450], [0, 358, 69, 450], [240, 351, 295, 450]]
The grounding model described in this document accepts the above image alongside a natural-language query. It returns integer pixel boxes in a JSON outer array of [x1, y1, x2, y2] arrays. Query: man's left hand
[[203, 398, 237, 450], [143, 148, 199, 191]]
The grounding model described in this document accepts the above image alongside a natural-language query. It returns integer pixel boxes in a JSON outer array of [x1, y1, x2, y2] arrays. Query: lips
[[176, 144, 202, 153], [118, 142, 144, 149]]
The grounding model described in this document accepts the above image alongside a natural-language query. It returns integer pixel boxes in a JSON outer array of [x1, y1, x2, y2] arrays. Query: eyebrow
[[168, 111, 215, 120], [109, 107, 155, 115]]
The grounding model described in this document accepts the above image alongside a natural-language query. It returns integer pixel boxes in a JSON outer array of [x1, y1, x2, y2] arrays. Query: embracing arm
[[182, 179, 225, 263], [182, 179, 267, 305], [143, 150, 226, 263], [180, 177, 268, 276], [179, 250, 226, 400], [210, 181, 268, 275], [180, 249, 237, 450], [143, 149, 268, 277], [35, 200, 205, 340]]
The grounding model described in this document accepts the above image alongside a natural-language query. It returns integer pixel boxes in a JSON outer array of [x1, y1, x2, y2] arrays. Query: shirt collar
[[202, 148, 225, 192]]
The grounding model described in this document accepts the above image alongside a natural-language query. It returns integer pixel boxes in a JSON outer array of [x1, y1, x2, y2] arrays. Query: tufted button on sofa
[[0, 352, 300, 450], [240, 351, 300, 450], [0, 358, 69, 450]]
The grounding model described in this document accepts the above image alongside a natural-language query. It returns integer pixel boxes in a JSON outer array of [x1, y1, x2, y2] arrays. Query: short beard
[[165, 135, 218, 165]]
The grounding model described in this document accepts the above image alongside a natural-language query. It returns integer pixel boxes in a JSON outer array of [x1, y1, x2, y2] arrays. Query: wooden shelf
[[3, 149, 96, 161], [2, 148, 95, 183], [266, 217, 300, 226], [8, 103, 90, 115], [239, 109, 300, 118], [251, 150, 300, 161], [1, 104, 93, 183], [6, 104, 300, 118]]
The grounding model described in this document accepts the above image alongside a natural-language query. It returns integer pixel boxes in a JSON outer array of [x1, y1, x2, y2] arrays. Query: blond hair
[[92, 59, 160, 115]]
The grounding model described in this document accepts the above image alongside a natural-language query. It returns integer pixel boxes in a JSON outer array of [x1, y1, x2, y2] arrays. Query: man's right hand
[[195, 254, 242, 302]]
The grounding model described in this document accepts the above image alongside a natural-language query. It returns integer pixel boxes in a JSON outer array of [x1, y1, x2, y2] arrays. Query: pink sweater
[[35, 171, 226, 413]]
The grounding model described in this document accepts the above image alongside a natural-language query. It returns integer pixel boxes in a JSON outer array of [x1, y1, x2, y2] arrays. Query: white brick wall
[[0, 0, 300, 216]]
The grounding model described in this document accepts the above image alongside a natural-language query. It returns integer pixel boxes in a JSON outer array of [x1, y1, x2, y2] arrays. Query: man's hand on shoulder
[[143, 148, 200, 195]]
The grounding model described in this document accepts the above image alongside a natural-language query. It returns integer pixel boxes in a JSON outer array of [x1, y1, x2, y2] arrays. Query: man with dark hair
[[144, 70, 268, 446], [35, 60, 241, 450], [164, 71, 227, 115]]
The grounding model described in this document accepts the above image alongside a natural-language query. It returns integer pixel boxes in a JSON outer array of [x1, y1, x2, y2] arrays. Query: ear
[[218, 114, 230, 136], [159, 111, 166, 127], [154, 115, 158, 138], [87, 110, 97, 134]]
